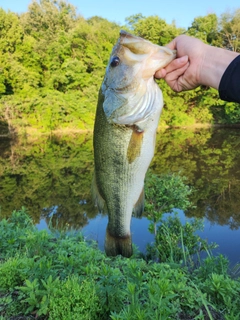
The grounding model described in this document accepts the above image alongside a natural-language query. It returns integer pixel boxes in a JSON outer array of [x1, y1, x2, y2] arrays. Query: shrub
[[48, 277, 100, 320]]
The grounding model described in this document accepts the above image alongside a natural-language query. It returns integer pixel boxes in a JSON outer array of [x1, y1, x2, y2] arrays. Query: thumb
[[164, 38, 177, 51]]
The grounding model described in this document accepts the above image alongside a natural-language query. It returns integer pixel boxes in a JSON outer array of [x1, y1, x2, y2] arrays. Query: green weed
[[0, 207, 239, 319]]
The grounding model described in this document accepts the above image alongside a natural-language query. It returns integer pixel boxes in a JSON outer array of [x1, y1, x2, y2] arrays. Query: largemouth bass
[[92, 30, 176, 257]]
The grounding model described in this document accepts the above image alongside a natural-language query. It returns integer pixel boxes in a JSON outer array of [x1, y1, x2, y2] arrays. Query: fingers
[[155, 55, 188, 79], [166, 62, 190, 92], [155, 68, 166, 78]]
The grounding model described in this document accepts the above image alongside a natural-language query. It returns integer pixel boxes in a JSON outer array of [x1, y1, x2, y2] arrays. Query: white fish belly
[[120, 109, 161, 235]]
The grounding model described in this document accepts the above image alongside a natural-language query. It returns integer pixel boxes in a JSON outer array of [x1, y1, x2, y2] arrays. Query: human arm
[[155, 35, 240, 98], [218, 55, 240, 103]]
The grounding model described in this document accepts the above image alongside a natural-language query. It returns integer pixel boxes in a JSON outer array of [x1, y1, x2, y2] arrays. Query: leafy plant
[[145, 172, 193, 235], [48, 277, 100, 320], [0, 257, 33, 290], [0, 209, 239, 319], [146, 213, 217, 264]]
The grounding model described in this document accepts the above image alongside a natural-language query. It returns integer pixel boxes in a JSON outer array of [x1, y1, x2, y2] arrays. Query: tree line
[[0, 0, 240, 133]]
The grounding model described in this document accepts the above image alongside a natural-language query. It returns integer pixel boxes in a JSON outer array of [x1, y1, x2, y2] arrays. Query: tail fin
[[105, 228, 133, 258]]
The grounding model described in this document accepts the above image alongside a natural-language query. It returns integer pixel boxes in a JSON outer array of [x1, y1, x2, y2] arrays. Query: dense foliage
[[0, 1, 240, 133], [0, 209, 239, 319]]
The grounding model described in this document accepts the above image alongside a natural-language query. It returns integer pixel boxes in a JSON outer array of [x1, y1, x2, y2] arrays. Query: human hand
[[155, 35, 206, 92]]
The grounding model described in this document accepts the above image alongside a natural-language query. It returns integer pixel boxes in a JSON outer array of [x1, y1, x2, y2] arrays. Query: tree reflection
[[152, 127, 240, 229], [0, 128, 240, 230], [0, 132, 97, 228]]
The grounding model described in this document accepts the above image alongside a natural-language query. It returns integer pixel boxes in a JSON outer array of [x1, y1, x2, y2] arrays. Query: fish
[[92, 30, 176, 257]]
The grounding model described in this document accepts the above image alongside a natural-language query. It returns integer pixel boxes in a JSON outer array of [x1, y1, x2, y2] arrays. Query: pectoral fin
[[127, 127, 144, 164], [133, 187, 145, 218], [91, 171, 105, 212]]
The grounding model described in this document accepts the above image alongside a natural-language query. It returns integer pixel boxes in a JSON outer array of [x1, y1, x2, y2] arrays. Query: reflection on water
[[82, 215, 155, 254], [0, 128, 240, 264]]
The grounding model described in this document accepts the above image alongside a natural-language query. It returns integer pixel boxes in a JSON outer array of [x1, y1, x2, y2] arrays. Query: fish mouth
[[118, 30, 176, 77]]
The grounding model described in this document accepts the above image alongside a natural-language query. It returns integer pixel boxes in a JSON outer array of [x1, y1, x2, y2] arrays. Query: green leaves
[[0, 1, 120, 132], [145, 172, 193, 236], [186, 14, 219, 44], [17, 276, 61, 316], [0, 210, 240, 319], [220, 9, 240, 52], [0, 9, 24, 54], [125, 14, 183, 45]]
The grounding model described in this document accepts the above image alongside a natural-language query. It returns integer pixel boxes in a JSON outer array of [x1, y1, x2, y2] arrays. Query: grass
[[0, 208, 239, 319]]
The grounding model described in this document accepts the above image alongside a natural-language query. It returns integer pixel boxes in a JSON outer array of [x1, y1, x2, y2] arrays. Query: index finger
[[155, 55, 189, 79]]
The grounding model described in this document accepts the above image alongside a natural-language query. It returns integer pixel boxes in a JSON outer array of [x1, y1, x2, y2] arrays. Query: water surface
[[1, 128, 240, 264]]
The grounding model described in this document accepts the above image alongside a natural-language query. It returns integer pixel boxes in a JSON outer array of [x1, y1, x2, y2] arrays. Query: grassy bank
[[0, 208, 239, 320]]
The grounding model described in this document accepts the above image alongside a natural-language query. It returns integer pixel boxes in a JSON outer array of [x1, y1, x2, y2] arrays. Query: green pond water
[[1, 127, 240, 264]]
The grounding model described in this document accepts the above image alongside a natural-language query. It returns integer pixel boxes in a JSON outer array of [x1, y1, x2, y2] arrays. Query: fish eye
[[110, 56, 120, 67]]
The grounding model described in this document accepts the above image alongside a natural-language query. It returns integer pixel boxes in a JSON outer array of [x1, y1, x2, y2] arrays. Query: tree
[[219, 9, 240, 51], [124, 14, 183, 45], [125, 13, 146, 30], [0, 9, 42, 96], [20, 0, 78, 39], [0, 3, 240, 133], [187, 14, 219, 45], [0, 9, 24, 54]]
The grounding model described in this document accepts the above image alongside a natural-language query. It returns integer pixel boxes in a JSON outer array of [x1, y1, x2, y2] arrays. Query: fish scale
[[92, 30, 176, 257]]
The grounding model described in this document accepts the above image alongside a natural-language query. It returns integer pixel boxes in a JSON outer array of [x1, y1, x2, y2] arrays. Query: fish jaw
[[118, 30, 176, 79], [108, 79, 163, 129], [102, 30, 176, 127], [102, 30, 176, 92]]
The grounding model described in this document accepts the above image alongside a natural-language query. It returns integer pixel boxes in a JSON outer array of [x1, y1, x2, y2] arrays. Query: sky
[[0, 0, 239, 30]]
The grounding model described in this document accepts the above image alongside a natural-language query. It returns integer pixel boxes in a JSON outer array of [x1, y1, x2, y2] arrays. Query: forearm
[[199, 45, 239, 90]]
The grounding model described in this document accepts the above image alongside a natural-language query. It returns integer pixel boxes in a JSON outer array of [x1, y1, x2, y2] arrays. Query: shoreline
[[1, 123, 240, 139]]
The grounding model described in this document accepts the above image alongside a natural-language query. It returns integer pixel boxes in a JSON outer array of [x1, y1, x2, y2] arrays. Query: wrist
[[199, 45, 239, 90]]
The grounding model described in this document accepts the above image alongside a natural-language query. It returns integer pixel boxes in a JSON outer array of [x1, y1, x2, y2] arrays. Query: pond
[[0, 127, 240, 265]]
